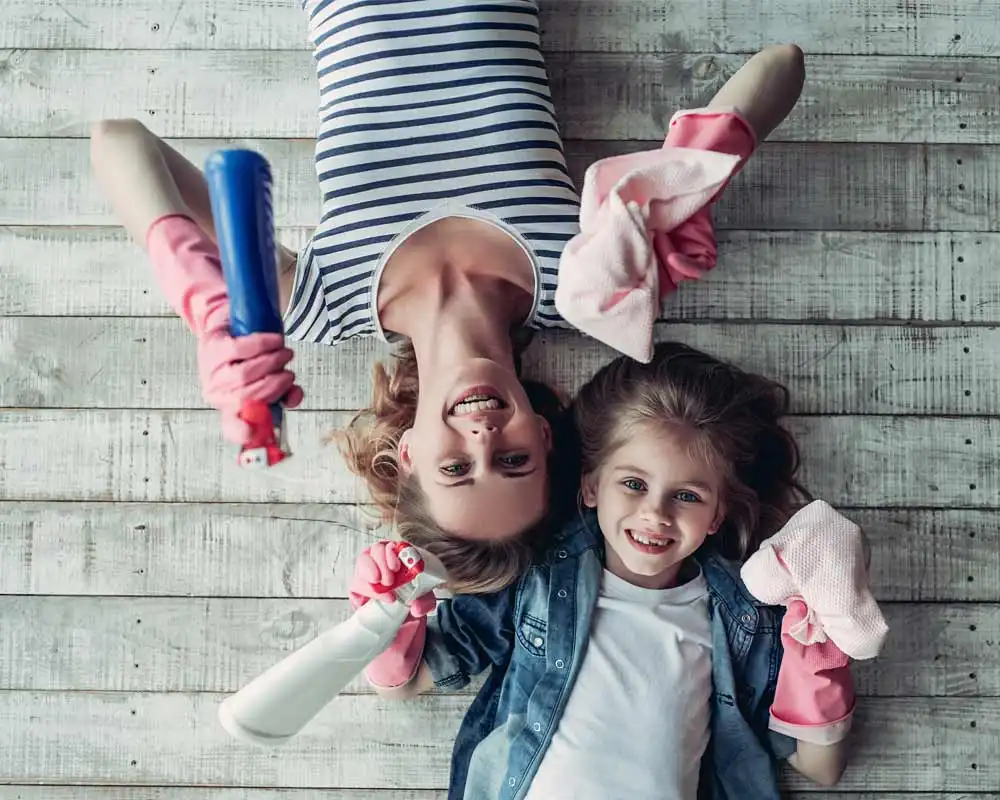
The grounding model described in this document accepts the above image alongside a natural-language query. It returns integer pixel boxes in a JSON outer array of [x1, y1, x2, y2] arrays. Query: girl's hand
[[349, 540, 437, 617]]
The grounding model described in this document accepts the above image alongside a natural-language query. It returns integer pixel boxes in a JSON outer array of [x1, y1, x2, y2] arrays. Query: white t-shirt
[[525, 568, 713, 800]]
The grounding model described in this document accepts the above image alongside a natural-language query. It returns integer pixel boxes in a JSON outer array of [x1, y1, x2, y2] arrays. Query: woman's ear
[[537, 415, 553, 453], [581, 472, 599, 508], [398, 429, 414, 474]]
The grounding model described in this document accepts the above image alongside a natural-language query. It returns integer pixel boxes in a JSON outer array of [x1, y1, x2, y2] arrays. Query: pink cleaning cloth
[[740, 500, 889, 661], [555, 109, 756, 363]]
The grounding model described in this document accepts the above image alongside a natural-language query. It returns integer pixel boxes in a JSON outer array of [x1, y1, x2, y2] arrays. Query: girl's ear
[[581, 472, 599, 508], [708, 502, 726, 535], [398, 429, 414, 474]]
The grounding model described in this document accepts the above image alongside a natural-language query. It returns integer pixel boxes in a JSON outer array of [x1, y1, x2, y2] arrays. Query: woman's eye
[[622, 478, 645, 492], [498, 453, 529, 468], [676, 491, 700, 503], [440, 462, 470, 477]]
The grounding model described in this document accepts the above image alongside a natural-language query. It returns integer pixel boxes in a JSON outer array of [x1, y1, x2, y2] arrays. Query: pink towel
[[740, 500, 889, 661], [555, 109, 755, 363]]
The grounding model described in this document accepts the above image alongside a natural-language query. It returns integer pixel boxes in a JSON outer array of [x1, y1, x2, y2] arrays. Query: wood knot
[[262, 609, 316, 648]]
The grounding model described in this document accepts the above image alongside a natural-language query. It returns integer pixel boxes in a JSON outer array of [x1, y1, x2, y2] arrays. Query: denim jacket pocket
[[516, 612, 548, 658]]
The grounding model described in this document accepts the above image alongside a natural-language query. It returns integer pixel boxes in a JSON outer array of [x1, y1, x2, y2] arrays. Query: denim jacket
[[423, 509, 797, 800]]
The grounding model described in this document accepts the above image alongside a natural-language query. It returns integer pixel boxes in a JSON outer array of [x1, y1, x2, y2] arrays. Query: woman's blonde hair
[[570, 341, 811, 560], [337, 341, 574, 593]]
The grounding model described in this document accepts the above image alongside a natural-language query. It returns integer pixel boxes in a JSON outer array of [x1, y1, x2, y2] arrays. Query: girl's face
[[582, 424, 726, 590]]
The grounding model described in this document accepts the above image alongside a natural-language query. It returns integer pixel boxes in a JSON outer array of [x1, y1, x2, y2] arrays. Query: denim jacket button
[[533, 722, 541, 732], [533, 636, 543, 647], [557, 589, 568, 598], [557, 549, 568, 559], [508, 778, 516, 787], [555, 659, 565, 669], [741, 613, 753, 624]]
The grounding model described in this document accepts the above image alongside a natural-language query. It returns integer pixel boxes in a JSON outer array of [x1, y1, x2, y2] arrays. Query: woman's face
[[398, 358, 552, 540]]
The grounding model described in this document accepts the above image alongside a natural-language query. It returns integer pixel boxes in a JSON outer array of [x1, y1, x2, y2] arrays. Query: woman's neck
[[377, 216, 535, 367], [386, 276, 527, 372]]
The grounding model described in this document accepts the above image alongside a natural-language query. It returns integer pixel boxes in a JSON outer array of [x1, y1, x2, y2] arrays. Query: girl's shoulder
[[696, 548, 785, 635]]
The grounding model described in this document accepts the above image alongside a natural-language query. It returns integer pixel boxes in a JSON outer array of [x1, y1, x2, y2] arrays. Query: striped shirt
[[283, 0, 582, 345]]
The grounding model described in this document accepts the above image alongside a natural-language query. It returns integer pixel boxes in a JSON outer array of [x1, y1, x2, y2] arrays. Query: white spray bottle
[[218, 543, 448, 746]]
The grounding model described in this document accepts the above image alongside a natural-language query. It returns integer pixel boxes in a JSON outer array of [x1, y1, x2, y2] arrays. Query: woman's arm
[[90, 118, 297, 310], [90, 118, 217, 244], [788, 738, 849, 787], [706, 44, 805, 142]]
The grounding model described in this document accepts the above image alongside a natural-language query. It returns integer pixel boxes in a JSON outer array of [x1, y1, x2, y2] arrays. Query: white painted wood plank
[[1, 793, 984, 800], [4, 319, 994, 414], [2, 50, 996, 143], [0, 596, 991, 697], [3, 0, 997, 56], [2, 504, 993, 603], [0, 412, 994, 508], [0, 138, 952, 232], [0, 692, 994, 791], [0, 227, 313, 317], [0, 791, 445, 800], [2, 228, 968, 321]]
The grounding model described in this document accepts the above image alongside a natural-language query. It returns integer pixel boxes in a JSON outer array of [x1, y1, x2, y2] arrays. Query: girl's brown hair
[[570, 341, 811, 560], [337, 340, 574, 593]]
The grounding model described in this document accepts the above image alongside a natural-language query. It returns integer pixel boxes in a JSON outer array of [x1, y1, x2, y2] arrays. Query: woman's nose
[[467, 417, 498, 435]]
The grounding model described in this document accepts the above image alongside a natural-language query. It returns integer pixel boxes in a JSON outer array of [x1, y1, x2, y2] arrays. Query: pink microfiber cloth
[[741, 500, 889, 661], [555, 109, 755, 363]]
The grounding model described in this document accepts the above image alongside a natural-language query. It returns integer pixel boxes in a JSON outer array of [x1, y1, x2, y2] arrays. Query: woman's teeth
[[451, 395, 504, 415]]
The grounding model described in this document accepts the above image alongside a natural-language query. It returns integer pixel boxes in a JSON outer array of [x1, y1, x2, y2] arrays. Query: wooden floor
[[2, 0, 999, 797]]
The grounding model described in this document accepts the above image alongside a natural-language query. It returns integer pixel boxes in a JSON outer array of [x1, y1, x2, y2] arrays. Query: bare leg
[[706, 45, 805, 142]]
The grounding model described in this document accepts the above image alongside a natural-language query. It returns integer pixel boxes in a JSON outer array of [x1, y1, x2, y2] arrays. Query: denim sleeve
[[422, 586, 516, 691], [769, 729, 798, 761]]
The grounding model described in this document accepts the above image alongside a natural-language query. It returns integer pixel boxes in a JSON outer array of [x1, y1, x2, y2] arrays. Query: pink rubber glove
[[656, 108, 757, 295], [145, 214, 304, 444], [771, 598, 856, 745], [349, 540, 437, 688]]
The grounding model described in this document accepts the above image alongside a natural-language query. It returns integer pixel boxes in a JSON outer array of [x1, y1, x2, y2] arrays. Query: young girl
[[89, 0, 804, 582], [350, 342, 883, 799]]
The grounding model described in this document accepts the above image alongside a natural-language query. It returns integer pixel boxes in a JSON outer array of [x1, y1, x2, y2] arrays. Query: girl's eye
[[440, 462, 470, 477], [622, 478, 646, 492], [676, 490, 700, 503], [498, 453, 529, 468]]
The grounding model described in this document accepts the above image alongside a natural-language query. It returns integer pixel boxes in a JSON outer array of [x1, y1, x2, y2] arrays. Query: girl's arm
[[373, 661, 436, 700], [89, 118, 297, 311], [351, 543, 517, 700], [788, 739, 849, 787]]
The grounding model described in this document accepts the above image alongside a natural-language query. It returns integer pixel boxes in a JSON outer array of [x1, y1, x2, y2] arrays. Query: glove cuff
[[769, 704, 854, 745]]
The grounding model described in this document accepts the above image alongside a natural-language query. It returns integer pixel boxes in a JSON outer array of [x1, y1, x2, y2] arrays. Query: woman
[[90, 0, 804, 588]]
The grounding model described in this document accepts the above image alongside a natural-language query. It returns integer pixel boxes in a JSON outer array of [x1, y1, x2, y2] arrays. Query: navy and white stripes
[[284, 0, 581, 344]]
